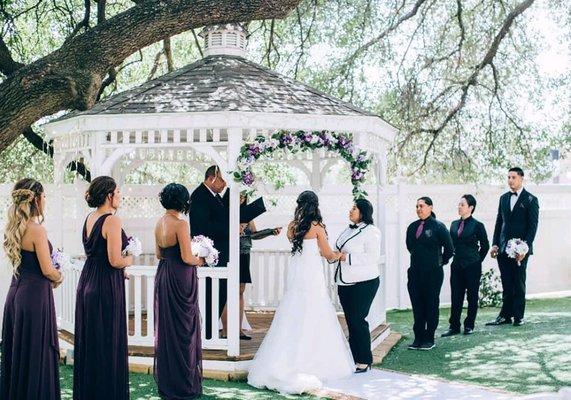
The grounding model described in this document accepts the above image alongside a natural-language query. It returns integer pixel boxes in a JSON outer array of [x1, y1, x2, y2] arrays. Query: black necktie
[[215, 193, 223, 205], [349, 224, 358, 229]]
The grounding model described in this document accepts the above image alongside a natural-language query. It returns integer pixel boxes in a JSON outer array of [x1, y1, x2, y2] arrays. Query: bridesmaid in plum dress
[[1, 178, 64, 400], [154, 183, 205, 399], [73, 176, 134, 400]]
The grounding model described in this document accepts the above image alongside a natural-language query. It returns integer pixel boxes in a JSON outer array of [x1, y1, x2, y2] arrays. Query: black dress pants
[[407, 266, 444, 344], [449, 261, 482, 330], [338, 277, 380, 365], [498, 253, 528, 321]]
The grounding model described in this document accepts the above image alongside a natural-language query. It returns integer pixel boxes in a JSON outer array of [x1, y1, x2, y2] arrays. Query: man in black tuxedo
[[487, 167, 539, 327], [189, 165, 229, 338]]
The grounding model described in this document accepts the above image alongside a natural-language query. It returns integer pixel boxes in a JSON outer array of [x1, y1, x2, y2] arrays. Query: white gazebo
[[43, 23, 397, 372]]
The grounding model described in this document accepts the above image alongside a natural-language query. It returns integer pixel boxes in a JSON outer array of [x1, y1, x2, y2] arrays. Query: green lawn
[[58, 364, 321, 399], [380, 297, 571, 394]]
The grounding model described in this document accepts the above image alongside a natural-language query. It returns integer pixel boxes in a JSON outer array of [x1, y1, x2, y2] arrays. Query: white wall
[[0, 183, 569, 320]]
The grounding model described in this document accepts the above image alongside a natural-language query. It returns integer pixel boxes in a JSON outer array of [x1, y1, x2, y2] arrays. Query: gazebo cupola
[[200, 23, 248, 58]]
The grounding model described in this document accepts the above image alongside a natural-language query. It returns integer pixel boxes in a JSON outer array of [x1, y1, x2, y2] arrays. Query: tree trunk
[[0, 0, 301, 153]]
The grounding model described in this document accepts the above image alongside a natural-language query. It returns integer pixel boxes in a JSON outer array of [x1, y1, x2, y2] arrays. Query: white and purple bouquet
[[191, 235, 219, 266], [51, 249, 71, 270], [505, 238, 529, 266], [123, 236, 142, 257]]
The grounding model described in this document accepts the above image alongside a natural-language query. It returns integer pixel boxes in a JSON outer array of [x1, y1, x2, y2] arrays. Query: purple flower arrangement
[[233, 130, 371, 200]]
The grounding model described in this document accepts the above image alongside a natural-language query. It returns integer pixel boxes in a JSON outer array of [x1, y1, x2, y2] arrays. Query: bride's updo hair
[[3, 178, 44, 273], [291, 190, 325, 255]]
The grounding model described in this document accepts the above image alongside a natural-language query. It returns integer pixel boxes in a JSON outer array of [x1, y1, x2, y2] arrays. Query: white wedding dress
[[247, 239, 354, 394]]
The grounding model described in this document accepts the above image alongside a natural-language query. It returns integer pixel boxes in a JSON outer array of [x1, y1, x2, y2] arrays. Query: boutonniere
[[520, 203, 525, 209], [425, 229, 433, 237]]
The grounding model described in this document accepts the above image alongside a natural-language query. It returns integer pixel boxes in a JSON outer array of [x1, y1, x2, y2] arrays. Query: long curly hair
[[290, 191, 325, 255], [3, 178, 44, 273]]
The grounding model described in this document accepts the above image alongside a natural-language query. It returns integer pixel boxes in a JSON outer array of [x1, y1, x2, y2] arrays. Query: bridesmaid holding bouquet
[[73, 176, 134, 400], [154, 183, 205, 399], [1, 178, 64, 400]]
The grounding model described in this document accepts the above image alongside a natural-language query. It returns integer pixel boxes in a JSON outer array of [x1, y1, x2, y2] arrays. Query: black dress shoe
[[513, 319, 525, 326], [407, 341, 421, 350], [441, 329, 460, 337], [463, 328, 474, 335], [240, 334, 252, 340], [485, 316, 512, 326], [355, 364, 371, 373], [419, 342, 435, 350]]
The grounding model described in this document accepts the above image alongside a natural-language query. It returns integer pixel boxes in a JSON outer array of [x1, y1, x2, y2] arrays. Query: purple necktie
[[457, 220, 465, 237], [415, 221, 425, 239]]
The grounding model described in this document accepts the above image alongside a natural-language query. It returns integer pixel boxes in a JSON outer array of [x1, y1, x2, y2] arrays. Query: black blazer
[[450, 216, 489, 268], [406, 216, 454, 269], [189, 183, 230, 266], [492, 188, 539, 255]]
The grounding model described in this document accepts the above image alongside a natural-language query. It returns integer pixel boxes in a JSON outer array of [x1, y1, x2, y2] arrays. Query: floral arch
[[233, 130, 372, 199]]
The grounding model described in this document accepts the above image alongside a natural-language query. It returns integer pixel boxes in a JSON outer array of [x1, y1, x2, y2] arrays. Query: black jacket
[[492, 188, 539, 255], [450, 216, 490, 268], [189, 183, 230, 266], [406, 216, 454, 269]]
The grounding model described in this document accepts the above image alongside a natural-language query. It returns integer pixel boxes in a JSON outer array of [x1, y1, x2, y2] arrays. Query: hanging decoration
[[233, 130, 372, 199]]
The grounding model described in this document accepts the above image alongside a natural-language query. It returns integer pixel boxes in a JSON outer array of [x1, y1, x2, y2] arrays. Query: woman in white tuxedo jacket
[[333, 199, 381, 373]]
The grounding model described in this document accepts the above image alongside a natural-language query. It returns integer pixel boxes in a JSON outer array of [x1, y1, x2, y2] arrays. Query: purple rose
[[338, 136, 350, 149], [280, 133, 294, 146], [351, 170, 364, 181], [242, 171, 255, 186]]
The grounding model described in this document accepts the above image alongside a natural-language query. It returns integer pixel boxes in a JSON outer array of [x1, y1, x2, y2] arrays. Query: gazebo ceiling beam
[[44, 112, 396, 144]]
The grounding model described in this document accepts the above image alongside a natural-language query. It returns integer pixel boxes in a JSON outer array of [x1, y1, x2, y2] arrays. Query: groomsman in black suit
[[487, 167, 539, 327], [189, 165, 229, 338]]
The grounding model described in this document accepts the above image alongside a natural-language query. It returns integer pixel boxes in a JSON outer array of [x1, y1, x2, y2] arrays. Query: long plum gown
[[154, 243, 202, 399], [1, 242, 61, 400], [73, 213, 129, 400]]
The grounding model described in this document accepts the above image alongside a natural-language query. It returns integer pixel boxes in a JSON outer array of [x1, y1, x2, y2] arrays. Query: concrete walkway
[[319, 368, 517, 399]]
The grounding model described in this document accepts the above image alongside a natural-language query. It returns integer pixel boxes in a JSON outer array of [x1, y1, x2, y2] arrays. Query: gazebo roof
[[58, 55, 376, 119]]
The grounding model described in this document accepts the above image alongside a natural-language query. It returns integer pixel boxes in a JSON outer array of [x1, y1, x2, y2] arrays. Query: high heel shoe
[[355, 364, 371, 373]]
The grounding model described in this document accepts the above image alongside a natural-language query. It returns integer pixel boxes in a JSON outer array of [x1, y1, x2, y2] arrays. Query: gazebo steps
[[58, 311, 391, 375]]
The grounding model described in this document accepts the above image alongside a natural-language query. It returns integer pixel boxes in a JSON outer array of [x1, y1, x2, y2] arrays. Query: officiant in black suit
[[487, 167, 539, 327], [441, 194, 489, 337], [189, 165, 229, 338]]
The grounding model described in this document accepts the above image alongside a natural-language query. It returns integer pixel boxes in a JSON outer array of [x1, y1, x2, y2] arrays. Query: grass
[[379, 297, 571, 394], [58, 364, 322, 399]]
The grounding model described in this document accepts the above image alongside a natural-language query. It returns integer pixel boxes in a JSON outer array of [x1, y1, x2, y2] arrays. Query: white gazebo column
[[375, 144, 389, 325], [226, 129, 241, 356]]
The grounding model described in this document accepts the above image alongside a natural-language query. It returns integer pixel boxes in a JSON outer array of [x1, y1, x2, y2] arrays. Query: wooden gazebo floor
[[60, 311, 390, 362]]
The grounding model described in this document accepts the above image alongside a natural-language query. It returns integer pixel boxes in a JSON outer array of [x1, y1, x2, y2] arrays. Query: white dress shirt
[[510, 187, 524, 211]]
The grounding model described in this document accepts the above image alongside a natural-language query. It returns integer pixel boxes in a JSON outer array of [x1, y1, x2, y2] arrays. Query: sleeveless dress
[[247, 239, 354, 394], [73, 214, 129, 400], [154, 243, 202, 399], [1, 242, 61, 400]]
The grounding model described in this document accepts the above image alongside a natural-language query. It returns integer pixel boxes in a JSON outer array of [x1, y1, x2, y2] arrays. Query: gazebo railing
[[53, 249, 356, 352]]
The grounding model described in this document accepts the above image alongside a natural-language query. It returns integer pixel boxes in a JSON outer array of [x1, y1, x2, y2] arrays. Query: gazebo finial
[[199, 23, 248, 58]]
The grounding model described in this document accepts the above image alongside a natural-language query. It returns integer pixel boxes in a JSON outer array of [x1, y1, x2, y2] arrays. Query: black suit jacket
[[406, 216, 454, 269], [450, 216, 489, 268], [189, 183, 230, 266], [492, 188, 539, 255]]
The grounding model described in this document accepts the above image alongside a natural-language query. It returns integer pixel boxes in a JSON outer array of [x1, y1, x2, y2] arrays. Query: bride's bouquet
[[191, 235, 219, 266], [505, 238, 529, 266], [51, 249, 71, 270], [123, 236, 143, 257]]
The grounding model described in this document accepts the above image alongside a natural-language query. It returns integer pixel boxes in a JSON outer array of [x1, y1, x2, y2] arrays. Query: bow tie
[[349, 224, 359, 229], [511, 192, 518, 197]]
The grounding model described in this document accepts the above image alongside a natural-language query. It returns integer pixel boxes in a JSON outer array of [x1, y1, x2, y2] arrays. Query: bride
[[247, 191, 354, 394]]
